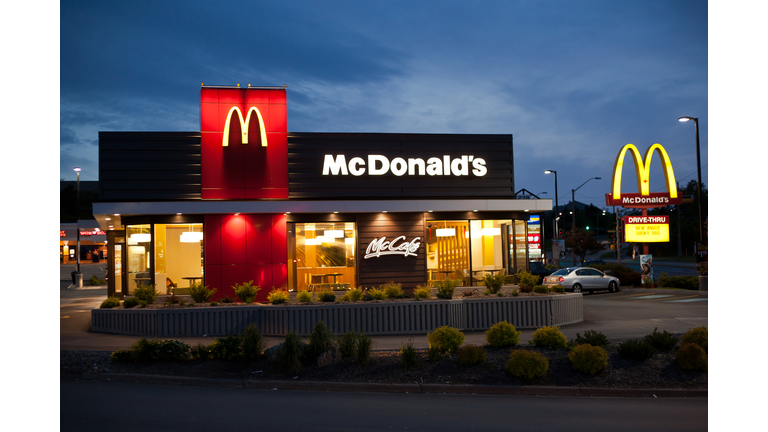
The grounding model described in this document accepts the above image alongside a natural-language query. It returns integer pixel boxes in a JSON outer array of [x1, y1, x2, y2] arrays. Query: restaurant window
[[469, 219, 511, 280], [288, 222, 356, 291], [513, 220, 528, 273], [426, 220, 470, 285], [126, 224, 151, 295], [154, 223, 204, 295]]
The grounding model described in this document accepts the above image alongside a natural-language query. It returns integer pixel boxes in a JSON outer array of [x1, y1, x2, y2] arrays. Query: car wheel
[[608, 281, 617, 293], [572, 284, 582, 294]]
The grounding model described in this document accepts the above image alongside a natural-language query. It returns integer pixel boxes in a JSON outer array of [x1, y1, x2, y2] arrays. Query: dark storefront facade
[[94, 86, 551, 301]]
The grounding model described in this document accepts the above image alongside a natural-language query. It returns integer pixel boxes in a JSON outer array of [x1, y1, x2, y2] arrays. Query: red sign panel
[[201, 87, 288, 199]]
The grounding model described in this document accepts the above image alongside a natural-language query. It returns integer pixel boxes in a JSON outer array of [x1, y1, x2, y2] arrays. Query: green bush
[[505, 350, 549, 383], [617, 338, 655, 361], [574, 330, 610, 347], [382, 281, 404, 299], [361, 294, 374, 301], [317, 290, 336, 302], [275, 331, 304, 373], [516, 270, 540, 288], [267, 289, 289, 305], [457, 344, 487, 365], [336, 331, 358, 358], [164, 295, 180, 306], [189, 343, 211, 360], [241, 324, 266, 361], [110, 338, 190, 363], [551, 284, 565, 294], [308, 321, 334, 358], [189, 282, 216, 303], [658, 272, 699, 290], [134, 284, 158, 304], [412, 285, 431, 299], [209, 335, 243, 360], [297, 291, 313, 303], [427, 326, 465, 354], [367, 287, 388, 300], [531, 326, 568, 349], [644, 328, 679, 351], [122, 297, 140, 308], [427, 346, 442, 362], [435, 279, 460, 299], [233, 280, 260, 303], [340, 288, 363, 301], [90, 275, 107, 286], [532, 285, 549, 294], [485, 321, 521, 348], [569, 344, 608, 374], [589, 264, 641, 286], [681, 326, 707, 353], [356, 333, 373, 365], [511, 288, 519, 297], [518, 285, 532, 293], [400, 338, 419, 370], [482, 272, 505, 294], [221, 296, 235, 303], [676, 342, 707, 371], [100, 297, 121, 308]]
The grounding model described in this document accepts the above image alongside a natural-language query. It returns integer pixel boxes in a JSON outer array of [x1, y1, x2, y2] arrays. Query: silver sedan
[[542, 267, 620, 294]]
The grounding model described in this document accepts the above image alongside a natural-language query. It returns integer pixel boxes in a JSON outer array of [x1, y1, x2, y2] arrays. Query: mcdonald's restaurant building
[[94, 85, 551, 301]]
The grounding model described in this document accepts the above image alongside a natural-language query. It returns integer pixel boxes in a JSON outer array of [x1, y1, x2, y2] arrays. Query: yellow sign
[[222, 106, 268, 147], [606, 144, 681, 207], [625, 223, 670, 243]]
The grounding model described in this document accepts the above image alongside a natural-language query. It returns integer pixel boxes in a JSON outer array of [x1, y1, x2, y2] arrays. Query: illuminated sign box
[[623, 216, 670, 243]]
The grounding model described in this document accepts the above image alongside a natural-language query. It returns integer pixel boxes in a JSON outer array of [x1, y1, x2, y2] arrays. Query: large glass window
[[288, 222, 356, 291], [154, 224, 204, 294], [469, 219, 512, 280], [126, 224, 151, 295], [426, 220, 470, 285], [513, 220, 528, 272]]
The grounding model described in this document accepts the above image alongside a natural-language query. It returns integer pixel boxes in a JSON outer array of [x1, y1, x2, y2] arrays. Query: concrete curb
[[64, 373, 707, 398]]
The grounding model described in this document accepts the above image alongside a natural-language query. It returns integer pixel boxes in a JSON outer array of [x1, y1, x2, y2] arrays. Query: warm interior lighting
[[324, 230, 344, 238], [315, 236, 332, 243], [130, 233, 151, 243], [304, 239, 318, 246], [436, 228, 456, 237], [345, 238, 354, 245], [481, 227, 501, 236]]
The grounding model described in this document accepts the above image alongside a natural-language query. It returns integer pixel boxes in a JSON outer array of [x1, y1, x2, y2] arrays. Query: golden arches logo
[[611, 143, 677, 200], [222, 106, 268, 147]]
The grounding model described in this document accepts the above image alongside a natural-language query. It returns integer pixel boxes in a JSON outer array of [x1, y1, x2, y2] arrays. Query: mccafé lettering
[[364, 235, 422, 259], [323, 155, 488, 177]]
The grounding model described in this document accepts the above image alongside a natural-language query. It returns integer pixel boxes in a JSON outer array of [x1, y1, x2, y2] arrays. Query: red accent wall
[[201, 88, 288, 199], [204, 214, 287, 302]]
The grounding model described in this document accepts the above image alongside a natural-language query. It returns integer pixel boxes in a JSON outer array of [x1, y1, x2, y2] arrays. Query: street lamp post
[[571, 177, 601, 265], [544, 171, 559, 237], [74, 167, 82, 285], [678, 116, 705, 244]]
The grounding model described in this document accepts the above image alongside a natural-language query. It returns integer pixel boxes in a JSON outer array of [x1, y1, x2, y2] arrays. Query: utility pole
[[677, 181, 682, 257], [615, 207, 622, 265]]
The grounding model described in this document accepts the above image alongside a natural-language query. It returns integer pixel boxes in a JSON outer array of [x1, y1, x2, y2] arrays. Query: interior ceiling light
[[436, 221, 455, 237], [130, 233, 151, 242], [324, 230, 344, 238], [482, 227, 501, 236]]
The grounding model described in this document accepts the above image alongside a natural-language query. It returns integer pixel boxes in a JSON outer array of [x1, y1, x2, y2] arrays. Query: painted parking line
[[631, 294, 674, 300], [667, 298, 708, 302], [595, 292, 660, 300]]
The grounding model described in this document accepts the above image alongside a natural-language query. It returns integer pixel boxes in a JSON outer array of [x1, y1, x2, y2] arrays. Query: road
[[60, 380, 707, 432]]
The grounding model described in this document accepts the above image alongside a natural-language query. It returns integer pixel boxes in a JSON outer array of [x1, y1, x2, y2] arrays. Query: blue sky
[[57, 0, 708, 209]]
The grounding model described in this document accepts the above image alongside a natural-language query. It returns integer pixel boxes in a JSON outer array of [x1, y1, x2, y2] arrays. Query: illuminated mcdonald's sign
[[605, 143, 682, 208], [221, 106, 268, 147]]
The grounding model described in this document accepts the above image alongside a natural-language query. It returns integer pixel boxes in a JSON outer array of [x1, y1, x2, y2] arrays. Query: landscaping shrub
[[518, 285, 533, 293], [134, 284, 158, 304], [233, 280, 260, 303], [531, 326, 567, 349], [658, 272, 699, 290], [189, 343, 211, 360], [676, 342, 707, 371], [340, 288, 363, 301], [617, 338, 655, 361], [589, 264, 641, 286], [188, 282, 216, 303], [569, 344, 608, 374], [164, 295, 180, 306], [681, 326, 708, 353], [100, 297, 121, 308], [220, 296, 235, 303], [427, 326, 465, 354], [482, 272, 505, 294], [485, 321, 521, 348], [511, 288, 519, 297], [505, 350, 549, 383], [111, 338, 190, 363], [400, 338, 418, 370], [336, 331, 358, 358], [457, 344, 487, 365], [551, 284, 565, 294], [122, 297, 140, 308], [90, 275, 106, 286], [516, 270, 540, 289], [297, 291, 313, 303], [574, 330, 610, 347], [267, 289, 289, 305], [532, 285, 549, 294], [209, 335, 243, 360], [275, 331, 304, 373], [382, 281, 404, 299], [427, 346, 442, 362], [644, 328, 679, 351], [356, 333, 373, 365], [412, 285, 431, 299], [317, 290, 336, 302], [367, 287, 388, 300], [241, 324, 266, 361], [308, 321, 334, 358], [435, 279, 460, 299], [361, 294, 374, 301]]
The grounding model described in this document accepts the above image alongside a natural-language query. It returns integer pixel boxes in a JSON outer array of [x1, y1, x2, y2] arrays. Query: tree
[[564, 228, 605, 265]]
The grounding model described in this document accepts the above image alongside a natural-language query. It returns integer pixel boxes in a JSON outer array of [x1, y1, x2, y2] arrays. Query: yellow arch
[[611, 143, 677, 200], [222, 106, 268, 147]]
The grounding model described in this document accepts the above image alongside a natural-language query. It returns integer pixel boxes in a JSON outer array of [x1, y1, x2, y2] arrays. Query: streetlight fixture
[[544, 170, 559, 237], [74, 167, 82, 282], [571, 176, 601, 265], [678, 116, 705, 244]]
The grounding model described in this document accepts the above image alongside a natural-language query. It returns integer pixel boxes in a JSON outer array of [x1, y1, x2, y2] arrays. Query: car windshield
[[551, 269, 570, 276]]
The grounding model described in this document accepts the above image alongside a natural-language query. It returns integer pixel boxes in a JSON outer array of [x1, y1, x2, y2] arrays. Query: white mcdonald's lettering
[[364, 235, 422, 259], [222, 106, 268, 147], [621, 196, 669, 204], [611, 143, 677, 200], [322, 154, 487, 177]]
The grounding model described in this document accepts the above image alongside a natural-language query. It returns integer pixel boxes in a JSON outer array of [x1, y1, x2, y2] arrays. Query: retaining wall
[[91, 294, 582, 338]]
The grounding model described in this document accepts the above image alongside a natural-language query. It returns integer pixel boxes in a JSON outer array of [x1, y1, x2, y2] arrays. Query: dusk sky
[[58, 0, 708, 209]]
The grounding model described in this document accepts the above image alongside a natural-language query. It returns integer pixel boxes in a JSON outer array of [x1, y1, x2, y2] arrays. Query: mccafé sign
[[323, 154, 488, 177], [364, 235, 422, 259], [605, 143, 682, 208]]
